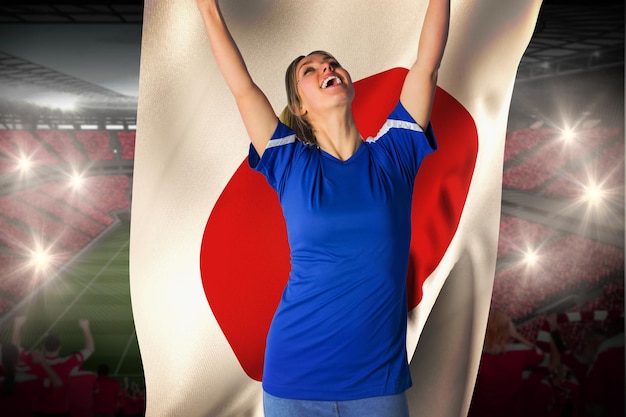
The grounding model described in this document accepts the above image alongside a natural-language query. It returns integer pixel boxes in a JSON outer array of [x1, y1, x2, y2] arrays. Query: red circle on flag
[[200, 68, 478, 381]]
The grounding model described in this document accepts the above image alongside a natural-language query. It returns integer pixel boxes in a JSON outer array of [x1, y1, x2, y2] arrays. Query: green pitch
[[1, 219, 144, 386]]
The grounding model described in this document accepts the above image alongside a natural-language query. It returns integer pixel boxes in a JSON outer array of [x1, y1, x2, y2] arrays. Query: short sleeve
[[78, 348, 93, 362], [366, 101, 437, 181], [248, 121, 301, 192]]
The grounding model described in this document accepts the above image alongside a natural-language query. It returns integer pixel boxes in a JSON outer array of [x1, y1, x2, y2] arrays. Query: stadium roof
[[0, 0, 142, 24], [0, 1, 622, 101]]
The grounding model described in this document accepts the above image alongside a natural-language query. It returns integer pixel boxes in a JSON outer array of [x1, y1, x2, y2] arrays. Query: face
[[293, 53, 354, 117]]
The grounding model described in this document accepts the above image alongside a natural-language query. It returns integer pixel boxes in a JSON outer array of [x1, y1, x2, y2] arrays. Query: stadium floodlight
[[58, 124, 75, 130], [582, 181, 606, 206], [33, 250, 50, 269], [523, 248, 539, 268], [27, 244, 55, 276], [560, 162, 624, 232], [70, 173, 85, 190], [513, 238, 549, 274], [80, 124, 99, 130], [106, 124, 125, 130], [17, 155, 33, 173], [559, 127, 576, 145]]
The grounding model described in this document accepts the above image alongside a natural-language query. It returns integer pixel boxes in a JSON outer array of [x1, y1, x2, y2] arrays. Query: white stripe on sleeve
[[266, 134, 297, 149], [366, 119, 423, 143]]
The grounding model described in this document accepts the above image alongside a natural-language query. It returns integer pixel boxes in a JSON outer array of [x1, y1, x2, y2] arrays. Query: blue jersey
[[249, 101, 437, 401]]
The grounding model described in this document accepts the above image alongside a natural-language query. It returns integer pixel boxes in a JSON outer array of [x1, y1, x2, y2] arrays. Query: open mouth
[[321, 75, 342, 89]]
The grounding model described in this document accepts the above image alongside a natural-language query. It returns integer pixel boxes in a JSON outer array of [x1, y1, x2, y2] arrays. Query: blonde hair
[[483, 310, 511, 354], [281, 50, 339, 145]]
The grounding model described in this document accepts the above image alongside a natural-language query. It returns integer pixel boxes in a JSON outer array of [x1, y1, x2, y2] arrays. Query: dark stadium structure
[[0, 0, 623, 401]]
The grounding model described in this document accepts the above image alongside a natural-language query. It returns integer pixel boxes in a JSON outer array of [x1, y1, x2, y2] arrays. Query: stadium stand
[[541, 142, 625, 199], [0, 128, 134, 313], [117, 131, 136, 160], [0, 130, 62, 173], [503, 128, 555, 164], [36, 130, 87, 163], [42, 182, 116, 227], [0, 125, 623, 323], [497, 216, 556, 259], [503, 126, 624, 193], [75, 130, 116, 161], [503, 139, 572, 190], [0, 2, 613, 414], [493, 232, 623, 322]]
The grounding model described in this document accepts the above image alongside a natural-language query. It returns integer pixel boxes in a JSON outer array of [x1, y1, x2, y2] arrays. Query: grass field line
[[114, 329, 137, 376], [35, 239, 130, 346]]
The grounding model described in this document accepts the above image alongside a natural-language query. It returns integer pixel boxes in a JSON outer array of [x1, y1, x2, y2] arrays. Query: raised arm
[[508, 318, 535, 348], [196, 0, 278, 156], [400, 0, 450, 129], [11, 315, 27, 348], [79, 318, 95, 354]]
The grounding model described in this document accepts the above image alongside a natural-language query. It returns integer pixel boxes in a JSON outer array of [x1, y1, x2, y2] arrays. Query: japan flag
[[130, 0, 542, 416]]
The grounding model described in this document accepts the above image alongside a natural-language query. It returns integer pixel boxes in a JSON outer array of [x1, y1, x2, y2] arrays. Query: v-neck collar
[[317, 141, 365, 164]]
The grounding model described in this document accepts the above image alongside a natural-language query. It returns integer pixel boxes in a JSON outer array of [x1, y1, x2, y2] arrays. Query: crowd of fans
[[0, 130, 135, 174], [0, 131, 60, 171], [497, 216, 555, 259], [116, 132, 136, 161], [502, 128, 555, 164], [542, 133, 624, 199], [0, 123, 623, 415], [0, 174, 131, 312], [0, 133, 132, 312], [493, 234, 623, 322], [469, 308, 624, 417], [0, 316, 145, 417], [73, 131, 117, 162], [1, 177, 130, 239], [470, 123, 623, 416], [502, 127, 622, 193]]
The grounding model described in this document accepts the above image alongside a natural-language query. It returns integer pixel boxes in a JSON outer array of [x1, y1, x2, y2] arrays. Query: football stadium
[[0, 1, 623, 416]]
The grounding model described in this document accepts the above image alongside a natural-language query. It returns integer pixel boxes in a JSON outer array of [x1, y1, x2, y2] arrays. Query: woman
[[196, 1, 449, 415]]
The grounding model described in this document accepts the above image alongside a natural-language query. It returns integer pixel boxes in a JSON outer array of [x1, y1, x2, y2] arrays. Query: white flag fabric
[[130, 1, 542, 416]]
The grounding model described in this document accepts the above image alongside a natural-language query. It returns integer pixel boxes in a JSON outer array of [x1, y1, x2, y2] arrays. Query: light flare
[[558, 163, 624, 233], [70, 172, 85, 190], [559, 127, 576, 145], [582, 180, 606, 206], [523, 248, 540, 267], [16, 155, 33, 173]]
